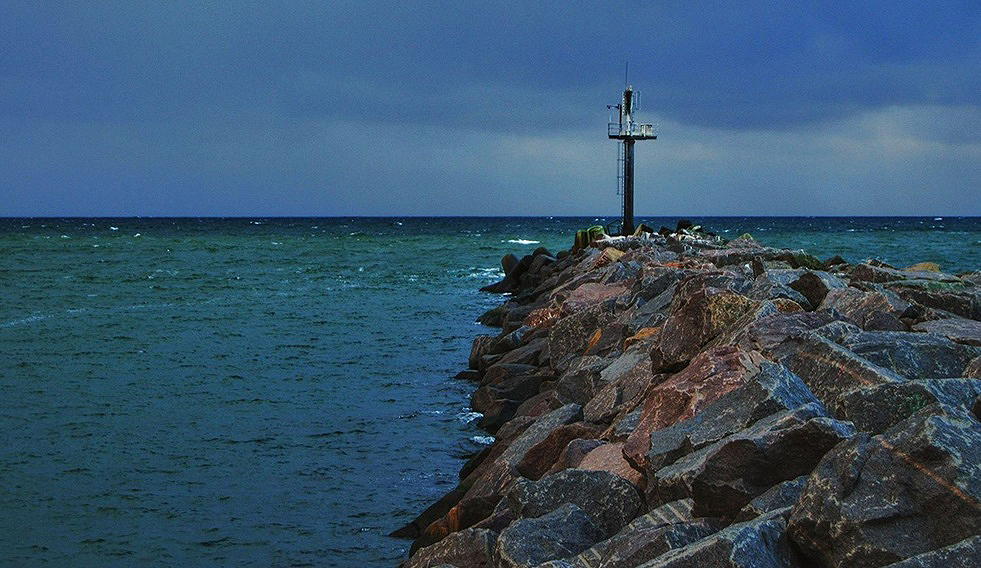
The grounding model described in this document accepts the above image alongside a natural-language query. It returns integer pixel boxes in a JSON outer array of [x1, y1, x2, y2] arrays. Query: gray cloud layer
[[2, 1, 979, 215]]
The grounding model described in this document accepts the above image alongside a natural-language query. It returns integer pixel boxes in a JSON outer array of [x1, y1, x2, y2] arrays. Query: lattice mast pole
[[608, 85, 655, 236]]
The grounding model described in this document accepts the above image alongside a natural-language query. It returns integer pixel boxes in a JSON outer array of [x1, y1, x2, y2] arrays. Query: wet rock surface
[[399, 227, 981, 568]]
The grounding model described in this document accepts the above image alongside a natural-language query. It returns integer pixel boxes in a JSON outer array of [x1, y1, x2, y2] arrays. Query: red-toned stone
[[515, 422, 604, 480], [624, 346, 764, 469], [650, 275, 758, 372], [561, 282, 629, 316], [577, 442, 645, 490]]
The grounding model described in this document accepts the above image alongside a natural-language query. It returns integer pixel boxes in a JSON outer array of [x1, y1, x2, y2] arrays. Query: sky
[[1, 1, 979, 217]]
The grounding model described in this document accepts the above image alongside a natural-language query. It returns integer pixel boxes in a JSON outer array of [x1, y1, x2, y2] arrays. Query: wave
[[505, 239, 540, 245]]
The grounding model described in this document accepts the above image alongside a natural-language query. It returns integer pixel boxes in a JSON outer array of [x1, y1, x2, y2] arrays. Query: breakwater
[[396, 224, 981, 568]]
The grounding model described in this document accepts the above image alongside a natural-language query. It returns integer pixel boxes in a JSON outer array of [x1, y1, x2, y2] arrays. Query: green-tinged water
[[0, 216, 978, 567]]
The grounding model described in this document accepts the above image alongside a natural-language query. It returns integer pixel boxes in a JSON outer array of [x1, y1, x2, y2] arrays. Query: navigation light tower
[[608, 86, 656, 235]]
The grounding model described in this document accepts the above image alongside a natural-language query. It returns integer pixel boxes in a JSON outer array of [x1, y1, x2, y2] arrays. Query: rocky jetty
[[395, 223, 981, 568]]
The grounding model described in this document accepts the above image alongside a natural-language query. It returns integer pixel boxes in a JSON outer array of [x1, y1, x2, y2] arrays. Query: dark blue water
[[1, 217, 978, 567]]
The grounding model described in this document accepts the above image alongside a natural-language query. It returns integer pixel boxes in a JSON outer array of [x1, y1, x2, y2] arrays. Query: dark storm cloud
[[1, 1, 979, 215]]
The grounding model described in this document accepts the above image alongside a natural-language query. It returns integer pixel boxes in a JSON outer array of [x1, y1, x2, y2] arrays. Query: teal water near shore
[[1, 217, 978, 566]]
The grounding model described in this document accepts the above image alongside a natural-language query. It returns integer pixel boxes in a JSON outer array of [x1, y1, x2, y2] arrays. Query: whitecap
[[457, 411, 482, 423], [471, 435, 495, 445], [133, 233, 142, 237], [934, 217, 943, 221], [110, 226, 119, 231], [506, 239, 540, 245]]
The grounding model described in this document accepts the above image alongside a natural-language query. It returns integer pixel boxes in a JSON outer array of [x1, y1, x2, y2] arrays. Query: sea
[[1, 216, 979, 567]]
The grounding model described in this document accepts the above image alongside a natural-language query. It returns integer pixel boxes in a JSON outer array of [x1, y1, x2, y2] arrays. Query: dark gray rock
[[644, 362, 825, 476], [747, 270, 813, 310], [584, 345, 657, 424], [406, 528, 497, 568], [913, 316, 981, 346], [555, 356, 608, 405], [470, 335, 495, 370], [495, 337, 547, 367], [837, 331, 981, 380], [773, 333, 905, 418], [886, 279, 981, 321], [788, 405, 981, 568], [555, 499, 724, 568], [560, 521, 722, 568], [789, 270, 847, 308], [837, 378, 981, 434], [494, 503, 605, 568], [735, 476, 808, 522], [818, 287, 913, 330], [507, 469, 642, 538], [652, 403, 855, 518], [881, 535, 981, 567], [462, 404, 583, 502], [639, 508, 801, 568], [549, 303, 618, 370]]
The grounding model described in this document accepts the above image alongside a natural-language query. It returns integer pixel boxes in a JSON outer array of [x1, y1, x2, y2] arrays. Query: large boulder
[[549, 303, 618, 369], [836, 330, 981, 380], [514, 422, 604, 480], [818, 287, 912, 330], [584, 345, 659, 424], [747, 269, 813, 309], [576, 442, 645, 489], [643, 362, 824, 479], [773, 333, 905, 418], [837, 378, 981, 434], [885, 279, 981, 321], [788, 404, 981, 567], [561, 282, 629, 316], [507, 469, 643, 538], [788, 270, 847, 308], [494, 503, 605, 568], [651, 403, 855, 518], [462, 404, 583, 503], [880, 535, 981, 567], [650, 274, 758, 372], [912, 316, 981, 347], [638, 508, 802, 568], [547, 499, 721, 568], [624, 346, 764, 469], [406, 528, 497, 568]]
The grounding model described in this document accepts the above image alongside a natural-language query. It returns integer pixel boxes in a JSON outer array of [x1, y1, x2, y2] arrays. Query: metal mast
[[608, 86, 655, 235]]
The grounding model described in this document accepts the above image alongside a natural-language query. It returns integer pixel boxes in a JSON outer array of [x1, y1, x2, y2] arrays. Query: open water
[[1, 216, 979, 567]]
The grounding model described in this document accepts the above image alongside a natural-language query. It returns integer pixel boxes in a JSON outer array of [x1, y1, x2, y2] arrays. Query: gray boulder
[[644, 361, 824, 475], [788, 270, 847, 308], [735, 476, 808, 522], [636, 508, 801, 568], [774, 333, 905, 418], [494, 503, 605, 568], [652, 403, 855, 518], [548, 303, 617, 370], [913, 316, 981, 346], [788, 404, 981, 567], [881, 535, 981, 567], [836, 331, 981, 380], [837, 378, 981, 434], [555, 499, 723, 568], [507, 469, 642, 538], [406, 528, 497, 568]]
